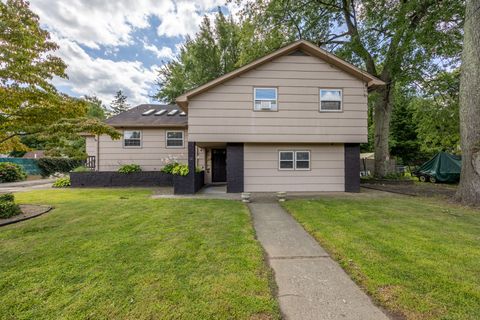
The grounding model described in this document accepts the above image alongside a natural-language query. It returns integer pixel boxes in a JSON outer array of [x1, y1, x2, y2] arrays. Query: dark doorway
[[212, 149, 227, 182]]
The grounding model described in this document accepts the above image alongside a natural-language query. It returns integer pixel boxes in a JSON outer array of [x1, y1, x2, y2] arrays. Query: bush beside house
[[38, 158, 84, 177], [0, 162, 27, 183]]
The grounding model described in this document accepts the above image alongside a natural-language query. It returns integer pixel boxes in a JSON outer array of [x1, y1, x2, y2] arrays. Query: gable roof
[[176, 40, 384, 110], [105, 104, 187, 128]]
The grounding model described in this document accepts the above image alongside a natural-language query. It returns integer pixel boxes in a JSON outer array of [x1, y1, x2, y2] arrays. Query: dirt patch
[[362, 182, 457, 198], [0, 204, 52, 227]]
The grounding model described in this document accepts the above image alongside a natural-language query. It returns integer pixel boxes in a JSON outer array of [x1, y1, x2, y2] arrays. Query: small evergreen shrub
[[0, 162, 27, 183], [0, 193, 21, 219], [52, 177, 71, 188], [38, 158, 83, 177], [0, 201, 21, 219], [0, 193, 15, 202], [118, 164, 142, 174]]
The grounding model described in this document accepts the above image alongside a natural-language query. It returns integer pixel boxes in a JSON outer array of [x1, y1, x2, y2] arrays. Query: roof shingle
[[105, 104, 187, 128]]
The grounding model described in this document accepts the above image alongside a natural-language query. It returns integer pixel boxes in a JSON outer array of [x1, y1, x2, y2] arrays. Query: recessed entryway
[[212, 149, 226, 183]]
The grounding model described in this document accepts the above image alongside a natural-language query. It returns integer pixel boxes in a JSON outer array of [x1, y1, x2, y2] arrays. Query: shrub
[[161, 162, 177, 174], [72, 166, 91, 173], [171, 163, 189, 176], [118, 164, 142, 174], [0, 201, 21, 219], [0, 193, 15, 202], [38, 158, 83, 177], [52, 177, 71, 188], [0, 162, 27, 183]]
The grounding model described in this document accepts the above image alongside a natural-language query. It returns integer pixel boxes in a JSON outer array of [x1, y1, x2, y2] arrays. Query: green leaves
[[0, 0, 119, 154]]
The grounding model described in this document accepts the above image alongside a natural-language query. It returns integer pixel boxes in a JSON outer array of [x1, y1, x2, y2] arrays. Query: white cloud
[[143, 42, 174, 59], [27, 0, 242, 104], [53, 38, 157, 106], [30, 0, 173, 49]]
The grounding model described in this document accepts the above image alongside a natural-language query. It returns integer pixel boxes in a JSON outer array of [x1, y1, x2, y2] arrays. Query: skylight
[[142, 109, 155, 116], [154, 109, 167, 116], [179, 111, 186, 116], [167, 109, 178, 116]]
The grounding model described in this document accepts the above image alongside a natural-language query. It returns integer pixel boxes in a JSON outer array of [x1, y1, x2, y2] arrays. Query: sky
[[29, 0, 241, 106]]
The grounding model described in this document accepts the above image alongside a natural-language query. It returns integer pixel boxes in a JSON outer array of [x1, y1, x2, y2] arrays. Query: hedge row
[[37, 158, 84, 177]]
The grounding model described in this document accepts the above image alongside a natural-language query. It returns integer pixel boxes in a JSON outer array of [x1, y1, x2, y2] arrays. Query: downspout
[[96, 135, 100, 171]]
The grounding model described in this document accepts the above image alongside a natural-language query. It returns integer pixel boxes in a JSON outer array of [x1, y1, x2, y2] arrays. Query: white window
[[279, 151, 310, 170], [279, 151, 294, 169], [254, 88, 278, 111], [123, 130, 141, 147], [166, 131, 184, 148], [295, 151, 310, 170], [320, 89, 342, 111]]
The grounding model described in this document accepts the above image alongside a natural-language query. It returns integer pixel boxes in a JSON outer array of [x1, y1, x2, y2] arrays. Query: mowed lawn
[[283, 195, 480, 320], [0, 189, 279, 320]]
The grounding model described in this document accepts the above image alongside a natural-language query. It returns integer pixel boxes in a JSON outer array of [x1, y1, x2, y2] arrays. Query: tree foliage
[[109, 90, 130, 115], [154, 10, 287, 103], [0, 0, 119, 154]]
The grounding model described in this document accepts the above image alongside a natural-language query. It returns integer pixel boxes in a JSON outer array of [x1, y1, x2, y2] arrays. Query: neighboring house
[[86, 40, 384, 193], [22, 150, 46, 159]]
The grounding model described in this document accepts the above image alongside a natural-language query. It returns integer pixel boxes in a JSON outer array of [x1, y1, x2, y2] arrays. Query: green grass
[[283, 195, 480, 320], [0, 189, 279, 320]]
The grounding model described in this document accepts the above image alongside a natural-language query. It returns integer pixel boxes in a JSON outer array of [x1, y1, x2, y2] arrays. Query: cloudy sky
[[30, 0, 240, 106]]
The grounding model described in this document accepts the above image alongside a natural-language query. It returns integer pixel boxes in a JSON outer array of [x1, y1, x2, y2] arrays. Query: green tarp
[[416, 152, 461, 182]]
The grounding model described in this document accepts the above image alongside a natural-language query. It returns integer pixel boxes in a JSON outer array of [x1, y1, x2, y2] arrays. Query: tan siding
[[85, 137, 97, 158], [244, 143, 345, 192], [97, 128, 188, 171], [188, 54, 368, 143]]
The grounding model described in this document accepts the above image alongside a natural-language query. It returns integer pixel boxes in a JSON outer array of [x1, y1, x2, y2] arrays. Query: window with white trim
[[254, 88, 277, 111], [320, 89, 342, 111], [166, 131, 184, 148], [279, 151, 310, 170], [123, 130, 141, 147]]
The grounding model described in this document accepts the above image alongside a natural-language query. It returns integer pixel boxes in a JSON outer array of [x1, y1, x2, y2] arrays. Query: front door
[[212, 149, 227, 183]]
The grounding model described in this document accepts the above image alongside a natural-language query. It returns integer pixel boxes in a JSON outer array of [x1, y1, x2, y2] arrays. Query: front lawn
[[0, 189, 279, 319], [283, 195, 480, 320]]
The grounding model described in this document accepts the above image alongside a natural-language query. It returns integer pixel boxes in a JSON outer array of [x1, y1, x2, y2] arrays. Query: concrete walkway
[[249, 202, 390, 320]]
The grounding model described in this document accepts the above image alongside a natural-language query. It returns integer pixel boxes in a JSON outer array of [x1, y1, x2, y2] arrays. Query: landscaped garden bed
[[0, 189, 279, 319], [282, 195, 480, 320]]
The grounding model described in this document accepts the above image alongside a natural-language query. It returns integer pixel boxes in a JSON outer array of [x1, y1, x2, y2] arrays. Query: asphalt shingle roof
[[105, 104, 187, 128]]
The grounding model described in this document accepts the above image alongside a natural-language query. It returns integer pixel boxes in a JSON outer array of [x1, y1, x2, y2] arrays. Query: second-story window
[[320, 89, 342, 112], [254, 88, 277, 111]]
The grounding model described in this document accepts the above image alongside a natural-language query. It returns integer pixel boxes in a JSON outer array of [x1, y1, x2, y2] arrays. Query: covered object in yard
[[414, 152, 461, 183]]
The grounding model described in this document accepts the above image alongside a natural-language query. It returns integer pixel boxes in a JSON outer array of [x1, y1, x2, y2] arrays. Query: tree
[[85, 95, 107, 120], [109, 90, 130, 115], [456, 0, 480, 205], [412, 70, 460, 155], [0, 0, 119, 154], [242, 0, 464, 177], [155, 10, 287, 102]]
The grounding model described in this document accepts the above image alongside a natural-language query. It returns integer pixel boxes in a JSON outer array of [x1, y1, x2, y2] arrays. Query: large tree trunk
[[455, 0, 480, 205], [373, 83, 394, 177]]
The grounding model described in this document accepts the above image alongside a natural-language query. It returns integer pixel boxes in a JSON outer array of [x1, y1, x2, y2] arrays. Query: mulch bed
[[362, 182, 457, 198], [0, 204, 52, 227]]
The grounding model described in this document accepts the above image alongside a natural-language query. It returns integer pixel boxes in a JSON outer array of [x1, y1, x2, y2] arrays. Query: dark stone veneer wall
[[344, 143, 360, 192]]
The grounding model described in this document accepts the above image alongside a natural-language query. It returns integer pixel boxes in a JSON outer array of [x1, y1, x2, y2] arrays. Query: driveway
[[0, 179, 54, 193]]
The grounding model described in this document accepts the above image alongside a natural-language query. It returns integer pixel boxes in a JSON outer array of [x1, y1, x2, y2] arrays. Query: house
[[85, 40, 384, 193]]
